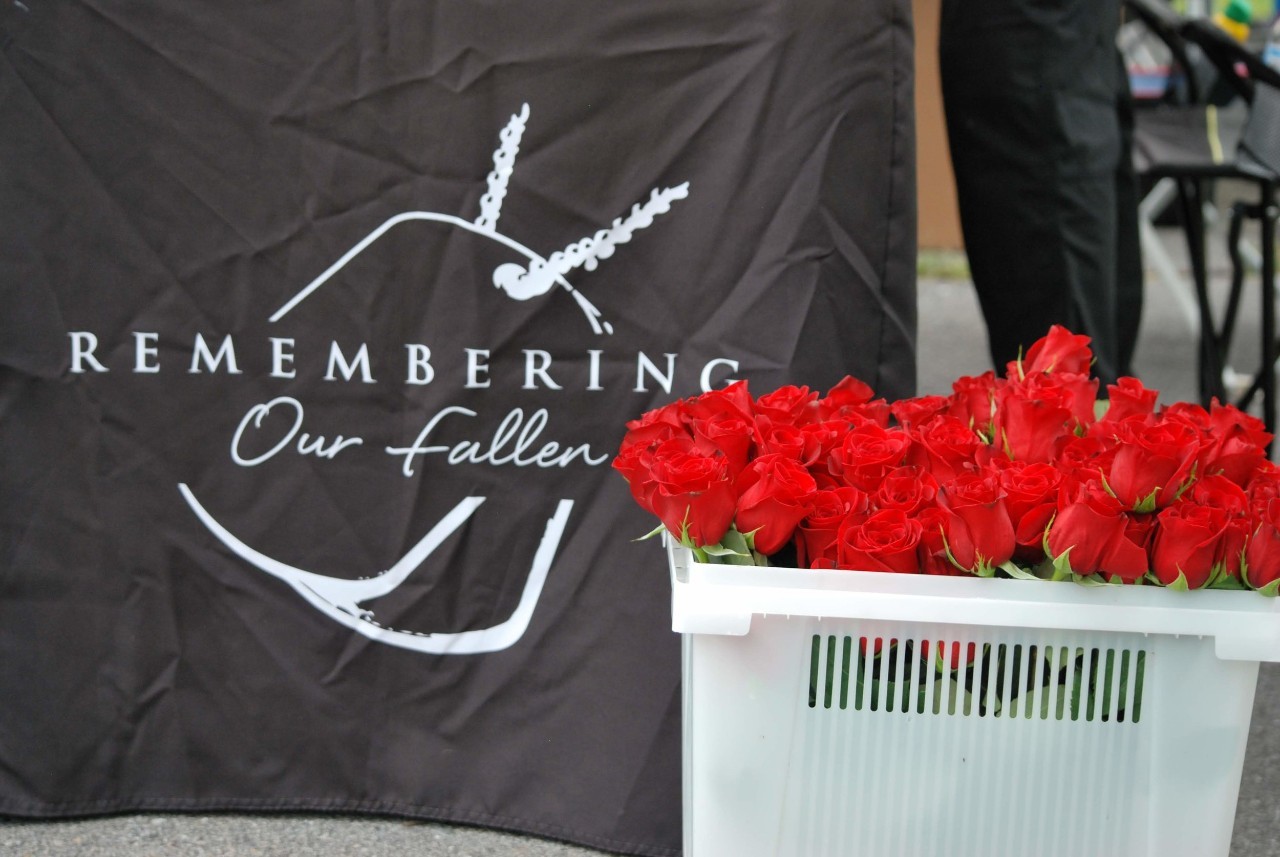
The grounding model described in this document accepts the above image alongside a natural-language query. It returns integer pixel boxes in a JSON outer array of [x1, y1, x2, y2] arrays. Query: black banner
[[0, 2, 915, 853]]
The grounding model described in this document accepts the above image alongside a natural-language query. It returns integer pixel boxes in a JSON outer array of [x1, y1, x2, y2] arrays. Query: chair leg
[[1221, 204, 1247, 360], [1176, 178, 1225, 404], [1261, 185, 1277, 439]]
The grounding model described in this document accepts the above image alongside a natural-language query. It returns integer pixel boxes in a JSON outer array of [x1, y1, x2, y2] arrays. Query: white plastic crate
[[669, 541, 1280, 857]]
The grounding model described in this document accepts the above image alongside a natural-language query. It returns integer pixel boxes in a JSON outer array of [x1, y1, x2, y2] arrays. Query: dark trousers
[[940, 0, 1143, 385]]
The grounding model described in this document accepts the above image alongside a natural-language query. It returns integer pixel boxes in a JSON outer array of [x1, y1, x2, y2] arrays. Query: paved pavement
[[4, 228, 1279, 855]]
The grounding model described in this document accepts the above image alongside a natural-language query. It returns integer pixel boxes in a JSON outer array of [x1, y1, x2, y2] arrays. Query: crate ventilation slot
[[807, 635, 1145, 723]]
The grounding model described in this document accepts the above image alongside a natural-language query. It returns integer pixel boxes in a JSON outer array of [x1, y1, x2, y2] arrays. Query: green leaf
[[1131, 487, 1161, 515], [1039, 512, 1058, 558], [999, 561, 1041, 581], [1050, 548, 1074, 582], [1072, 572, 1110, 587], [1171, 466, 1198, 503], [1098, 470, 1118, 499], [939, 527, 978, 575], [632, 523, 668, 543], [1254, 577, 1280, 597], [722, 527, 751, 554], [1165, 570, 1191, 592], [1209, 566, 1247, 590], [679, 516, 695, 549], [701, 542, 750, 558]]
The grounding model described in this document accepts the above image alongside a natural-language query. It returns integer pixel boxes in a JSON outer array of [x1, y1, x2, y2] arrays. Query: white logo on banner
[[270, 103, 689, 336], [176, 104, 691, 654]]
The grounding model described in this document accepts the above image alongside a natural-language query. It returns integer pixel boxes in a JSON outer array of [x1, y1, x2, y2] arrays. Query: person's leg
[[1114, 50, 1145, 380], [940, 0, 1127, 383]]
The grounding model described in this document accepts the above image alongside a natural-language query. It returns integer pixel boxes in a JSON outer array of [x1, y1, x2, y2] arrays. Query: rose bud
[[797, 486, 870, 568], [1246, 498, 1280, 591], [876, 465, 939, 516], [1046, 480, 1147, 582], [1008, 324, 1094, 379], [994, 370, 1098, 463], [995, 459, 1061, 563], [1150, 501, 1229, 589], [916, 505, 966, 576], [907, 415, 984, 483], [612, 442, 660, 514], [1099, 377, 1159, 424], [837, 509, 923, 574], [754, 384, 819, 428], [939, 471, 1016, 574], [828, 423, 913, 490], [1199, 401, 1272, 487], [1105, 416, 1200, 511], [891, 394, 951, 429], [648, 438, 736, 547], [734, 453, 818, 555], [819, 375, 891, 427], [947, 370, 1001, 438], [690, 410, 755, 476]]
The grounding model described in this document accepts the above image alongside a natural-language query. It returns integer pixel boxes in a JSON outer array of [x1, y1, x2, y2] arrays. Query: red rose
[[619, 400, 685, 452], [797, 486, 869, 568], [995, 459, 1061, 562], [993, 372, 1097, 463], [1192, 473, 1250, 516], [754, 384, 819, 427], [828, 423, 913, 490], [818, 375, 874, 411], [1246, 499, 1280, 590], [690, 411, 755, 476], [1189, 475, 1250, 584], [947, 371, 1000, 437], [793, 420, 848, 471], [915, 505, 964, 576], [1249, 464, 1280, 517], [818, 376, 891, 427], [907, 415, 983, 482], [1150, 501, 1229, 589], [1008, 324, 1094, 378], [1056, 434, 1118, 479], [1199, 402, 1272, 487], [681, 379, 755, 424], [734, 453, 818, 555], [757, 422, 807, 461], [1046, 480, 1148, 582], [1161, 401, 1210, 432], [612, 441, 659, 513], [837, 509, 923, 574], [648, 438, 736, 547], [1105, 416, 1200, 510], [939, 471, 1016, 573], [875, 465, 939, 515], [891, 395, 951, 429], [1100, 377, 1159, 423]]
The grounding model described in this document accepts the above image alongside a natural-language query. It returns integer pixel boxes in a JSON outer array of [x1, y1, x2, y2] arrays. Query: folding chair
[[1125, 0, 1280, 432]]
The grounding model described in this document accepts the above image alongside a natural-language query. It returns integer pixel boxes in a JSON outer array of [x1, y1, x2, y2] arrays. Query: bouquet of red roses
[[613, 326, 1280, 593]]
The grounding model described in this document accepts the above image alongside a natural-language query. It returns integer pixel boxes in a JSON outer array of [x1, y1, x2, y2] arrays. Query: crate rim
[[667, 541, 1280, 662]]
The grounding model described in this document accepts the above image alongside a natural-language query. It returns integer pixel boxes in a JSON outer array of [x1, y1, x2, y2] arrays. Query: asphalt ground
[[4, 225, 1280, 855]]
